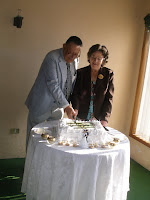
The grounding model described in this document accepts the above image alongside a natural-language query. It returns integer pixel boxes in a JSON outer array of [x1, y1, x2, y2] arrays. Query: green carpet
[[0, 158, 26, 200], [0, 158, 150, 200], [127, 159, 150, 200]]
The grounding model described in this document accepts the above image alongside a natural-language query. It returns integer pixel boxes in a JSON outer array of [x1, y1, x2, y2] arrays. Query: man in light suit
[[25, 36, 83, 148]]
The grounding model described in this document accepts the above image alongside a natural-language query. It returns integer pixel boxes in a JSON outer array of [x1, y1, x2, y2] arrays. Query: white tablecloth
[[21, 121, 130, 200]]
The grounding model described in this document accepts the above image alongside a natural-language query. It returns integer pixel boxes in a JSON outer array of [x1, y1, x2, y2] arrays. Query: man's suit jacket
[[71, 65, 114, 122], [25, 48, 79, 117]]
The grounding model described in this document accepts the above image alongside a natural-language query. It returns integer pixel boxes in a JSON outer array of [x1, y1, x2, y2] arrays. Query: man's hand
[[74, 109, 78, 119], [64, 105, 76, 120]]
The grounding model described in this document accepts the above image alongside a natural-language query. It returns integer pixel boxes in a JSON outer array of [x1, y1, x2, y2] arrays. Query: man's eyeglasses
[[66, 47, 80, 58], [67, 51, 80, 59]]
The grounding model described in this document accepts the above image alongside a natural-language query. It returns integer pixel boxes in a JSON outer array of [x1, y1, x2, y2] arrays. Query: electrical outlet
[[10, 128, 19, 134]]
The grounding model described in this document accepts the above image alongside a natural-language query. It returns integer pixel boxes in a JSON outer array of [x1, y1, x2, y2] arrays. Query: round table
[[21, 120, 130, 200]]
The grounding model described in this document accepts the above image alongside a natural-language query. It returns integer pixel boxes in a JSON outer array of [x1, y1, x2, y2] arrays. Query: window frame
[[129, 28, 150, 148]]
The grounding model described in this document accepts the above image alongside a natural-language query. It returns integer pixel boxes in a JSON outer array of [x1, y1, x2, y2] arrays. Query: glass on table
[[59, 125, 68, 135], [34, 128, 45, 134]]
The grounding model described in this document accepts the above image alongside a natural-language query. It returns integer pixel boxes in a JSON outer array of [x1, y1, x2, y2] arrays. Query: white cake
[[58, 118, 113, 148]]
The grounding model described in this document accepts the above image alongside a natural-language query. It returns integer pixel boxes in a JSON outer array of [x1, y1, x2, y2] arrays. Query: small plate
[[100, 144, 110, 149]]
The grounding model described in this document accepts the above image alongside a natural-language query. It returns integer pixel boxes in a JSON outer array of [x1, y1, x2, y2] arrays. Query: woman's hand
[[101, 120, 108, 127]]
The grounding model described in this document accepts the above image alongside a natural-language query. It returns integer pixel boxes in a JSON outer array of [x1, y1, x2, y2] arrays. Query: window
[[130, 14, 150, 148]]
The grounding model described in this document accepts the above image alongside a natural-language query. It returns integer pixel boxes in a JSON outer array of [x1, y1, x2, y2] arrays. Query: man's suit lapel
[[57, 50, 79, 91], [58, 51, 67, 89]]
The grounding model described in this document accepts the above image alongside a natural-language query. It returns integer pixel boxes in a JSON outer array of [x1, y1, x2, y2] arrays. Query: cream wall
[[0, 0, 150, 170]]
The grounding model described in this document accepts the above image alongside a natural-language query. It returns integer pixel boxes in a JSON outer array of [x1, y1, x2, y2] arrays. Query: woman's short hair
[[87, 44, 109, 65]]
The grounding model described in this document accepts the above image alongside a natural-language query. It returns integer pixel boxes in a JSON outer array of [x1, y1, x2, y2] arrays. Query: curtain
[[136, 43, 150, 142]]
